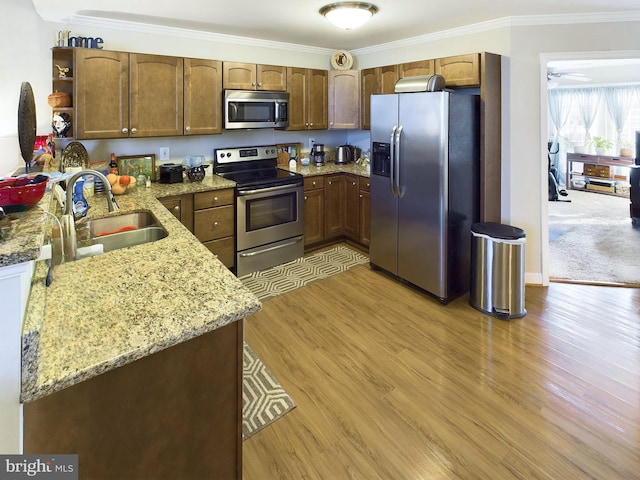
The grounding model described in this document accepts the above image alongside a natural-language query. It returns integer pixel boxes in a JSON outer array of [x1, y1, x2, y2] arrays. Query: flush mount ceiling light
[[319, 2, 378, 30]]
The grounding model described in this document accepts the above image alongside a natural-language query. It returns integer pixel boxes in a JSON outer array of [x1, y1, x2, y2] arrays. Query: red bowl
[[0, 175, 48, 211]]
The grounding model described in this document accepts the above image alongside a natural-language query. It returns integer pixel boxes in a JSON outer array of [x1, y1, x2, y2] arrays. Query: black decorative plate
[[18, 82, 36, 171]]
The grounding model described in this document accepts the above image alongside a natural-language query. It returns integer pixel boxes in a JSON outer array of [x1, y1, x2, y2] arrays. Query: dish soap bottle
[[73, 179, 90, 218]]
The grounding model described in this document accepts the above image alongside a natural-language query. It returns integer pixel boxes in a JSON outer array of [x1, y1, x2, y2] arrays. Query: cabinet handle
[[312, 181, 316, 186], [121, 128, 128, 134], [173, 205, 180, 212], [304, 196, 308, 201], [360, 194, 363, 198], [258, 82, 263, 87], [330, 122, 334, 125], [213, 221, 219, 227], [185, 126, 191, 132], [352, 182, 356, 186], [131, 127, 137, 134], [213, 196, 218, 203], [328, 181, 333, 185], [252, 82, 257, 86]]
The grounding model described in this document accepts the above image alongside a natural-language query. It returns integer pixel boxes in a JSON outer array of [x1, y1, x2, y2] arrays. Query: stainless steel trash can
[[470, 222, 526, 319]]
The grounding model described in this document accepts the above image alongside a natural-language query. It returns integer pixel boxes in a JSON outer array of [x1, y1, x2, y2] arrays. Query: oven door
[[237, 182, 304, 251]]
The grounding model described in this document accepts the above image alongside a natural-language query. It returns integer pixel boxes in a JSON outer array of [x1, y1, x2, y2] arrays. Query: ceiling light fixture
[[319, 2, 378, 30]]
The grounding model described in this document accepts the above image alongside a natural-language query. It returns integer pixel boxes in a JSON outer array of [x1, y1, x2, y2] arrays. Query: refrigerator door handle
[[395, 125, 404, 198], [390, 125, 398, 196]]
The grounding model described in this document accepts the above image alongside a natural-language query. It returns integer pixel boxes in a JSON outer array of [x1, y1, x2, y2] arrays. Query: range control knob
[[219, 153, 225, 158], [226, 152, 232, 157]]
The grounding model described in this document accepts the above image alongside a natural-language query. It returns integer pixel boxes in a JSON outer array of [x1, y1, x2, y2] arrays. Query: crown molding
[[352, 11, 640, 56], [65, 15, 335, 55]]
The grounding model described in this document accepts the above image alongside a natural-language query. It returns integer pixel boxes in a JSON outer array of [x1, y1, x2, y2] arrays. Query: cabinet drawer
[[202, 237, 235, 268], [304, 176, 324, 191], [194, 205, 234, 242], [194, 189, 234, 210], [358, 177, 370, 192]]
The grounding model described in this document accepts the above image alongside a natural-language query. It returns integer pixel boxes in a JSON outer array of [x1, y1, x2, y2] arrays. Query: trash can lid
[[471, 222, 526, 240]]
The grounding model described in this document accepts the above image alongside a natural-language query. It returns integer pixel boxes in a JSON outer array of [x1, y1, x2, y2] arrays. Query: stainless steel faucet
[[64, 169, 119, 218], [62, 169, 119, 261]]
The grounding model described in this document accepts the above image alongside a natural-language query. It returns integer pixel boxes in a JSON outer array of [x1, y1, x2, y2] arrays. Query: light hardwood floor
[[243, 264, 640, 479]]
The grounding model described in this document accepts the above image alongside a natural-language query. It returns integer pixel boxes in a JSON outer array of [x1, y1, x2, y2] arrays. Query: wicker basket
[[47, 92, 71, 108]]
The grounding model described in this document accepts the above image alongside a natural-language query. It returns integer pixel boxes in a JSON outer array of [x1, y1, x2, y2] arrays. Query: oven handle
[[238, 236, 304, 257], [238, 183, 302, 196]]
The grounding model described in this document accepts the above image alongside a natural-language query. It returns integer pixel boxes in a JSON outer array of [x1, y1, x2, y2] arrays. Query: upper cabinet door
[[223, 62, 286, 90], [184, 58, 222, 135], [256, 64, 287, 91], [329, 70, 359, 130], [286, 67, 308, 131], [75, 49, 129, 140], [399, 60, 435, 78], [435, 54, 480, 87], [222, 62, 257, 90], [129, 54, 184, 137], [307, 69, 328, 130], [379, 64, 399, 94]]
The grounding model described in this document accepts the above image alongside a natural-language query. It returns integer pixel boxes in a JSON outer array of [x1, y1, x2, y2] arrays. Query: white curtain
[[573, 87, 602, 146], [604, 86, 637, 147], [547, 89, 573, 186]]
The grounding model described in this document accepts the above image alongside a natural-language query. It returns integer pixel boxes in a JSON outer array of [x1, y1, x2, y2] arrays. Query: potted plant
[[590, 136, 613, 155], [618, 138, 634, 157]]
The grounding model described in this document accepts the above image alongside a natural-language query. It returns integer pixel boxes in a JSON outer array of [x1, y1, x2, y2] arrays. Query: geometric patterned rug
[[241, 244, 369, 439], [240, 245, 369, 301], [242, 342, 296, 439]]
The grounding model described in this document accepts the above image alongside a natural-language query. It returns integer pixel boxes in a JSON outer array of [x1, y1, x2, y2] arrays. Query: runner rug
[[241, 245, 369, 438]]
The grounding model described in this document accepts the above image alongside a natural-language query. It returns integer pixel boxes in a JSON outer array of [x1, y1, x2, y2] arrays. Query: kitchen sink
[[80, 225, 168, 253], [76, 211, 168, 253]]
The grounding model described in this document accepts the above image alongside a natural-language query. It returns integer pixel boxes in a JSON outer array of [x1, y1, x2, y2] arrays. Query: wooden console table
[[566, 152, 635, 197]]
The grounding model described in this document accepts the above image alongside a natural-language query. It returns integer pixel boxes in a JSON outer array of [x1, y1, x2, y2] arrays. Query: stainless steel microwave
[[223, 90, 289, 129]]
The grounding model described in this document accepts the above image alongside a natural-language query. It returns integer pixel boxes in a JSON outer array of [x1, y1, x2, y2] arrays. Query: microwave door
[[226, 100, 275, 129]]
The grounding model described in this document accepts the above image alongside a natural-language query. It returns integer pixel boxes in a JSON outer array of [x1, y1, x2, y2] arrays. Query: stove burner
[[219, 167, 302, 189], [214, 144, 302, 189]]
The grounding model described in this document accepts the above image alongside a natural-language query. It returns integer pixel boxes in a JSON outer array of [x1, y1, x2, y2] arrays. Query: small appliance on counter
[[335, 145, 354, 164], [159, 163, 184, 184], [310, 144, 325, 166]]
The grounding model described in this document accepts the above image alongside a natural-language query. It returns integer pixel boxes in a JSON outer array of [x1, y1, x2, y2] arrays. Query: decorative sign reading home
[[55, 30, 104, 49]]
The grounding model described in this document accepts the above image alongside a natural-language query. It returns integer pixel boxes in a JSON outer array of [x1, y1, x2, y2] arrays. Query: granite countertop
[[19, 173, 260, 403], [15, 164, 369, 403]]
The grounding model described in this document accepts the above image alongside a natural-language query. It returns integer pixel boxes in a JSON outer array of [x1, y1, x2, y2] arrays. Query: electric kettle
[[336, 145, 353, 164]]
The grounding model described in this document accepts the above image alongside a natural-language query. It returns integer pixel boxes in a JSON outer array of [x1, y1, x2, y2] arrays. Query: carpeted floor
[[241, 245, 369, 438], [548, 189, 640, 285]]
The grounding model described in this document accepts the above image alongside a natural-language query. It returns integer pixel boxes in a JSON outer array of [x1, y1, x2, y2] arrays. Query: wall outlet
[[308, 138, 315, 150], [159, 147, 170, 161]]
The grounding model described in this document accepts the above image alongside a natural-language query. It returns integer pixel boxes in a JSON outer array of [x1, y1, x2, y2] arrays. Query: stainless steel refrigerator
[[369, 90, 480, 303]]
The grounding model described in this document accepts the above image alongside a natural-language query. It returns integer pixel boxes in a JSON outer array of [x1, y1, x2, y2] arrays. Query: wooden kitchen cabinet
[[435, 53, 480, 87], [74, 50, 184, 139], [184, 58, 223, 135], [360, 64, 398, 130], [129, 53, 184, 137], [358, 177, 371, 247], [328, 70, 360, 129], [24, 320, 244, 480], [193, 189, 235, 269], [159, 194, 194, 232], [344, 176, 360, 240], [303, 176, 325, 247], [286, 67, 328, 130], [324, 174, 347, 240], [399, 59, 435, 78], [223, 62, 287, 91], [74, 48, 129, 139]]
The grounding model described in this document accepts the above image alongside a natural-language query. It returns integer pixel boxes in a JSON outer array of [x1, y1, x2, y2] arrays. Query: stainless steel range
[[214, 145, 304, 276]]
